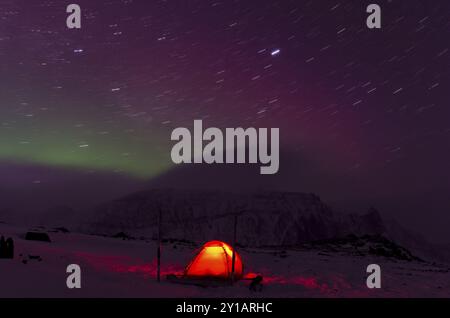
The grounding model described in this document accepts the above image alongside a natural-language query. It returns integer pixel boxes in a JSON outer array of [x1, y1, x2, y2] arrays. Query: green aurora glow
[[0, 114, 173, 179]]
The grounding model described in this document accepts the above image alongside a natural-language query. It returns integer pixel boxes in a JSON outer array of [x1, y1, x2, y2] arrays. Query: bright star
[[271, 49, 281, 56]]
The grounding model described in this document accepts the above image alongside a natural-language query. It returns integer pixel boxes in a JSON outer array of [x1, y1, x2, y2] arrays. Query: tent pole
[[157, 207, 162, 283], [231, 214, 238, 284]]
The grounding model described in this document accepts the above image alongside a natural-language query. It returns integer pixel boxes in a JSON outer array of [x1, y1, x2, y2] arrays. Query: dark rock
[[25, 232, 51, 243], [112, 232, 131, 240], [0, 235, 14, 259], [54, 227, 70, 233]]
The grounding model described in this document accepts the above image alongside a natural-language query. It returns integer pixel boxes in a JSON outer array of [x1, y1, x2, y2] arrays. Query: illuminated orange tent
[[184, 240, 243, 280]]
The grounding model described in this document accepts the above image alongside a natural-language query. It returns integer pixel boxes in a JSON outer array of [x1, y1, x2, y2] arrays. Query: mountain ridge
[[82, 189, 446, 263]]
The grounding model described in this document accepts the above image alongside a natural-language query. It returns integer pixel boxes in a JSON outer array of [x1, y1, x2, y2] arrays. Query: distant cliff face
[[85, 189, 387, 247]]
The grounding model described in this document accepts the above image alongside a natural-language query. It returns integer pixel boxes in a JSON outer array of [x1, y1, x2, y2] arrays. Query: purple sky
[[0, 0, 449, 241]]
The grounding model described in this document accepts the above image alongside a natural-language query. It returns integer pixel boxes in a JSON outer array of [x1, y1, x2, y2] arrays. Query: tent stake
[[157, 207, 162, 283], [231, 215, 238, 284]]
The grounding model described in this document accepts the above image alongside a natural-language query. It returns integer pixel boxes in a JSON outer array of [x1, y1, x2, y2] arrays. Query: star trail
[[0, 0, 449, 239]]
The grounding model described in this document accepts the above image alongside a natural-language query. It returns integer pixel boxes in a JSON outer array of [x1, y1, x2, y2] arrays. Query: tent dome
[[185, 240, 243, 279]]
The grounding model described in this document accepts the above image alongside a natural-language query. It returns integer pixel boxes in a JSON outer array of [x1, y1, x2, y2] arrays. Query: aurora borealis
[[0, 112, 171, 178], [0, 1, 449, 240]]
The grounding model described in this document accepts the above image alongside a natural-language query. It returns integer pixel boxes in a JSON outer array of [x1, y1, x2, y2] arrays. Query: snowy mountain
[[84, 190, 384, 245], [81, 189, 450, 263]]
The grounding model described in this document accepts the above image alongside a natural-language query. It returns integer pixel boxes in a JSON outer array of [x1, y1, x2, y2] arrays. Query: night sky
[[0, 1, 449, 240]]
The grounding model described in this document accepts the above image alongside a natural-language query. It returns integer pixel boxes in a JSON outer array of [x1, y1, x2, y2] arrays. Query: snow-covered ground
[[0, 223, 449, 298]]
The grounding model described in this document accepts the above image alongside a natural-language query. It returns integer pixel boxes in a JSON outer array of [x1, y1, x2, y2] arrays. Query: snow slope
[[1, 223, 449, 298]]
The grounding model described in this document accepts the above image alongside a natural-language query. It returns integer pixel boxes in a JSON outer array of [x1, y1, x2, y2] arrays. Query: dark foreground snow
[[0, 223, 449, 298]]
